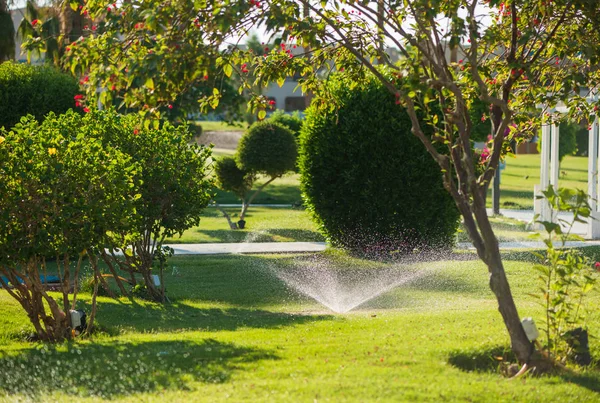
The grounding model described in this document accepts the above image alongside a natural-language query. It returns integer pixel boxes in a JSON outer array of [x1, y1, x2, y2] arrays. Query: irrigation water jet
[[271, 255, 431, 313]]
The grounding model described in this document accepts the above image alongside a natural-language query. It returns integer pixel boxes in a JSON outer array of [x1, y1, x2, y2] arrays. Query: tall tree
[[0, 0, 15, 62], [66, 0, 600, 366]]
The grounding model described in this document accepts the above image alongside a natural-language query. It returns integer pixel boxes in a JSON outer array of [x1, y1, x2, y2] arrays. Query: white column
[[540, 124, 551, 190], [589, 116, 600, 238], [535, 124, 552, 223], [588, 117, 598, 211], [550, 123, 560, 190]]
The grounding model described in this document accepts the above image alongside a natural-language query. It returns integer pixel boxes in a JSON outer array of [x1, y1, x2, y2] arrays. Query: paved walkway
[[492, 209, 588, 236]]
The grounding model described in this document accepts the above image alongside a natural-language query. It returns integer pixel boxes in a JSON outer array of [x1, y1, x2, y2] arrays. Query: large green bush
[[0, 62, 79, 130], [299, 73, 460, 254]]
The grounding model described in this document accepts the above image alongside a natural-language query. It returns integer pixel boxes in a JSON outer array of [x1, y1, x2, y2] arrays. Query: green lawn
[[168, 207, 542, 244], [0, 250, 599, 401], [196, 121, 246, 132], [166, 206, 324, 243], [489, 154, 588, 209]]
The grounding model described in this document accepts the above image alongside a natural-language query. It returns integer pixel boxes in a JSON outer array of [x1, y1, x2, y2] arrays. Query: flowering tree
[[68, 0, 600, 366]]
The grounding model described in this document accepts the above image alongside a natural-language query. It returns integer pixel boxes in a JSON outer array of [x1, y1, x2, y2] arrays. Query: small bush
[[267, 110, 303, 138], [299, 72, 460, 254], [237, 121, 297, 177], [214, 156, 255, 199], [0, 61, 79, 129]]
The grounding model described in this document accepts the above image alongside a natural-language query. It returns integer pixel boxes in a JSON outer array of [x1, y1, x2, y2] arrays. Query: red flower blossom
[[83, 107, 90, 113], [31, 19, 39, 26], [168, 104, 173, 109], [74, 94, 84, 100], [268, 100, 275, 105]]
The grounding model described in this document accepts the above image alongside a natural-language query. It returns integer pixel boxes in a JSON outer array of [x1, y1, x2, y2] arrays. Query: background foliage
[[0, 61, 79, 130]]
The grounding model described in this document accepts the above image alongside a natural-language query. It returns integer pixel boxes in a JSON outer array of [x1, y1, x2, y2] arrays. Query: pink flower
[[74, 94, 84, 100], [595, 262, 600, 270], [480, 148, 490, 164], [83, 107, 90, 113]]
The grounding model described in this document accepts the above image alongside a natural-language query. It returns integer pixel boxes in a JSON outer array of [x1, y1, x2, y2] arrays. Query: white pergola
[[533, 102, 600, 239]]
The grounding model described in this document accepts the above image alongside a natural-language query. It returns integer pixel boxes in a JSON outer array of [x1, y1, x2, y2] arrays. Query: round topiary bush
[[299, 73, 460, 254], [0, 61, 79, 130], [237, 121, 297, 177]]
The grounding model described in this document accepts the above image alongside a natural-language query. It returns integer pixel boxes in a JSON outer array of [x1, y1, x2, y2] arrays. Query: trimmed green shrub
[[0, 62, 79, 130], [213, 121, 297, 228], [267, 109, 304, 138], [537, 122, 578, 161], [237, 121, 297, 176], [299, 73, 460, 254], [214, 156, 255, 199]]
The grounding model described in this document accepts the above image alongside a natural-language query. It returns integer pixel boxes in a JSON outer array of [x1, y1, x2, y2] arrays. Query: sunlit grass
[[1, 251, 599, 401], [196, 121, 246, 132], [487, 154, 588, 209]]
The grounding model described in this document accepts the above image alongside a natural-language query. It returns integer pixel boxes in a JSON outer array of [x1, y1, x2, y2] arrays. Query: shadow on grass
[[85, 299, 333, 333], [213, 185, 302, 205], [447, 345, 513, 373], [448, 345, 600, 393], [0, 338, 277, 400]]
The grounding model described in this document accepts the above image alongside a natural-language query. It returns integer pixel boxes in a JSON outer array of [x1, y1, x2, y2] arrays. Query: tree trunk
[[59, 1, 83, 46], [474, 206, 534, 363], [0, 0, 15, 62], [216, 205, 238, 229]]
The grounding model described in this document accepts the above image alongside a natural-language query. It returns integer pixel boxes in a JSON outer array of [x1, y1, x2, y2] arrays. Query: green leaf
[[258, 110, 266, 120], [277, 77, 285, 88], [223, 64, 233, 78], [145, 78, 155, 90]]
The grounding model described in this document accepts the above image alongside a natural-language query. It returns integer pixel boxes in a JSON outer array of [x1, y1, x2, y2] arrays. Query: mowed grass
[[488, 154, 588, 209], [170, 206, 544, 244], [168, 207, 539, 244], [166, 206, 324, 243], [196, 121, 246, 132], [212, 174, 303, 205], [0, 250, 599, 402]]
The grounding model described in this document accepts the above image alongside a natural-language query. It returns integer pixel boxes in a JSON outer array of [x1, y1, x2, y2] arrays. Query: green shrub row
[[0, 61, 79, 130]]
